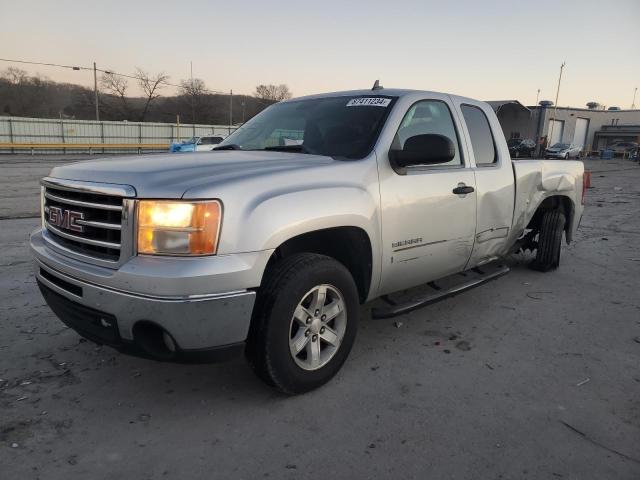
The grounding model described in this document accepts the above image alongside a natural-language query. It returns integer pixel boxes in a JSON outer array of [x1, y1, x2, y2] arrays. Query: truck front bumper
[[30, 229, 272, 363]]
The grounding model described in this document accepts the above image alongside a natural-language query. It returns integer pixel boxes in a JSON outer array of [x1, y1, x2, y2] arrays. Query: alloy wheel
[[288, 284, 347, 371]]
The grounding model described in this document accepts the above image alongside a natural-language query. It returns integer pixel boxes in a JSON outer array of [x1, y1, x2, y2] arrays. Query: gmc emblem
[[48, 206, 85, 233]]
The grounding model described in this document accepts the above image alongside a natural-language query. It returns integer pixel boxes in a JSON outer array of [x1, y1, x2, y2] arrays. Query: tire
[[246, 253, 359, 394], [564, 153, 569, 159], [531, 210, 566, 272]]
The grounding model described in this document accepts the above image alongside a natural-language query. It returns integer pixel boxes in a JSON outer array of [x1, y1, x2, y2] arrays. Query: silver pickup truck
[[31, 88, 585, 394]]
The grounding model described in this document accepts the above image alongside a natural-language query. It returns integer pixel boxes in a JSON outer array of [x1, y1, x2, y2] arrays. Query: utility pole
[[190, 61, 196, 126], [93, 62, 100, 121], [535, 89, 540, 105], [229, 89, 233, 128], [632, 87, 638, 109], [547, 62, 565, 147]]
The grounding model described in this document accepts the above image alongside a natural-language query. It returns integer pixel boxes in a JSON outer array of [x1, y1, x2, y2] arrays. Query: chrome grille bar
[[75, 219, 122, 230], [45, 222, 121, 249], [44, 191, 123, 211]]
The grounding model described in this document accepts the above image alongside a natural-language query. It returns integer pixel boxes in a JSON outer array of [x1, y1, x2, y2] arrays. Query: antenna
[[372, 80, 383, 91]]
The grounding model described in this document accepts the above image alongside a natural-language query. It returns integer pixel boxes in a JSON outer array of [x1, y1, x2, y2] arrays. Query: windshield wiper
[[214, 144, 242, 150], [263, 145, 313, 154]]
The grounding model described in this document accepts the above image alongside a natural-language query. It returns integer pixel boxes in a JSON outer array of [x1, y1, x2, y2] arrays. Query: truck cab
[[375, 92, 516, 295]]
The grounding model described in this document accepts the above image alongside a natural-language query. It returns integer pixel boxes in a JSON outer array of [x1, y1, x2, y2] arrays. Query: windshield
[[217, 96, 396, 159], [183, 137, 198, 144], [507, 139, 522, 147], [552, 143, 570, 149]]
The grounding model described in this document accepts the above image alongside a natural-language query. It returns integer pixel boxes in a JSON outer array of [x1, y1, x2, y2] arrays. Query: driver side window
[[394, 100, 463, 167]]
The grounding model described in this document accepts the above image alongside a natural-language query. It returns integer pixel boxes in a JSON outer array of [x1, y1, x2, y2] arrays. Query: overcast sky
[[1, 0, 639, 108]]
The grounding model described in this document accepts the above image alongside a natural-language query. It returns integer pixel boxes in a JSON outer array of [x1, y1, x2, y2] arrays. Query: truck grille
[[43, 184, 125, 262]]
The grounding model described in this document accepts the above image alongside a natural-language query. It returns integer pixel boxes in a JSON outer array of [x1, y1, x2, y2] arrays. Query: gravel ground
[[1, 155, 639, 479]]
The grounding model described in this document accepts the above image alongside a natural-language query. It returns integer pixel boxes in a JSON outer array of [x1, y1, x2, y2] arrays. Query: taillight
[[582, 171, 590, 205]]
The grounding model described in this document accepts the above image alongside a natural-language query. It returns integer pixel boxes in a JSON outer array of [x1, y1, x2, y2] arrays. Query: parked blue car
[[170, 135, 224, 153]]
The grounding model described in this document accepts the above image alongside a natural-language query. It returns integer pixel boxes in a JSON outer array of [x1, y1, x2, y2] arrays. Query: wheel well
[[526, 195, 575, 242], [266, 227, 373, 302]]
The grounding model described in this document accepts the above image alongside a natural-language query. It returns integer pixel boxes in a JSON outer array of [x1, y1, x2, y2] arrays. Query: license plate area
[[38, 280, 121, 346]]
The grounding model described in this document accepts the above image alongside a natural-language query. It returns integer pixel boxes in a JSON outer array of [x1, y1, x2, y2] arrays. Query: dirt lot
[[1, 155, 639, 479]]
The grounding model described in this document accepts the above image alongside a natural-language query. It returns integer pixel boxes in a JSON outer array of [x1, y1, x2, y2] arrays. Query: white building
[[488, 100, 640, 155]]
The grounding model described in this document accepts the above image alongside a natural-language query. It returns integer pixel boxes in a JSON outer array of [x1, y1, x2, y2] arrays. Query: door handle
[[453, 184, 474, 195]]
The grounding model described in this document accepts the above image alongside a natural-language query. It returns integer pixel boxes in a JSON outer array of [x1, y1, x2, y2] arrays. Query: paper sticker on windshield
[[346, 98, 391, 107]]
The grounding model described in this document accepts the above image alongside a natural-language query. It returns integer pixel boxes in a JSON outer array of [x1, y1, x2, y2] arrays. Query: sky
[[1, 0, 639, 108]]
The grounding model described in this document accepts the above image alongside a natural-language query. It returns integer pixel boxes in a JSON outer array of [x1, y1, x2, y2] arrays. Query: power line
[[0, 57, 228, 94], [0, 57, 275, 123], [0, 57, 88, 71]]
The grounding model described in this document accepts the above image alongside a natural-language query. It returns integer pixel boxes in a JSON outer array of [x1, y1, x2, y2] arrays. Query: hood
[[49, 151, 336, 198]]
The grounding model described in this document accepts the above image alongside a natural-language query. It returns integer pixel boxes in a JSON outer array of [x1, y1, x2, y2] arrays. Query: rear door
[[377, 95, 477, 295], [452, 100, 516, 267]]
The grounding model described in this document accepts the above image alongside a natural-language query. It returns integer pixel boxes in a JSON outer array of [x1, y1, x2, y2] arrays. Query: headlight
[[137, 200, 222, 255]]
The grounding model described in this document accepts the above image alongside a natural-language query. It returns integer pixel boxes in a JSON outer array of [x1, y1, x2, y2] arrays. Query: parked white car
[[544, 143, 582, 159]]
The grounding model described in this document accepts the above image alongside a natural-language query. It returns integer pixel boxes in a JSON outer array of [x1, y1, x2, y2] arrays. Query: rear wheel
[[246, 253, 359, 394], [531, 210, 566, 272]]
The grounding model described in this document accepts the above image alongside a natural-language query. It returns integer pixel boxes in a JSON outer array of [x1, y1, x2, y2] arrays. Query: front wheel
[[246, 253, 359, 394], [531, 210, 566, 272]]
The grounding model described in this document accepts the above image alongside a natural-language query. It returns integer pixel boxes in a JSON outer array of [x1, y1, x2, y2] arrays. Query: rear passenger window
[[461, 105, 497, 165], [394, 100, 462, 167]]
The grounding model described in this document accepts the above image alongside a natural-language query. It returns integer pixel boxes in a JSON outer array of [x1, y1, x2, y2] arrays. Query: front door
[[377, 97, 477, 296]]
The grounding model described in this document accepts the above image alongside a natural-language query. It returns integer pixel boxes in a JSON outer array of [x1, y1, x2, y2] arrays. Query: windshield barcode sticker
[[346, 98, 391, 107]]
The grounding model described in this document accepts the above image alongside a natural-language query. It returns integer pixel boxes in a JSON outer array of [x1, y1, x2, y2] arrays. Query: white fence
[[0, 116, 238, 154]]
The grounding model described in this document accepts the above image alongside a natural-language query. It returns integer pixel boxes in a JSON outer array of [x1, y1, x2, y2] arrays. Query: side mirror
[[389, 134, 455, 167]]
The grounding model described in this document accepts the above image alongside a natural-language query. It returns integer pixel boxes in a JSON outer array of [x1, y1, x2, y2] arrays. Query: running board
[[371, 262, 510, 319]]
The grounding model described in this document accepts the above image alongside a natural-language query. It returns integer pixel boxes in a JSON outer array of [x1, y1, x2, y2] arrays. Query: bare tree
[[254, 84, 292, 101], [0, 67, 30, 115], [100, 72, 131, 118], [179, 78, 208, 123], [1, 67, 29, 85], [179, 78, 207, 97], [135, 68, 169, 121]]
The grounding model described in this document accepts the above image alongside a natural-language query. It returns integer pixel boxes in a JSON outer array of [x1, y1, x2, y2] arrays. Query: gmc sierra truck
[[31, 88, 585, 394]]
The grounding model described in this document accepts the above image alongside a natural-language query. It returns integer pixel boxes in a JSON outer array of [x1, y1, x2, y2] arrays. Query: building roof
[[486, 100, 530, 113]]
